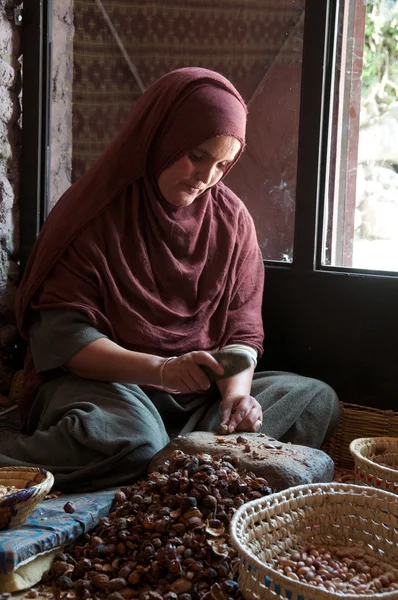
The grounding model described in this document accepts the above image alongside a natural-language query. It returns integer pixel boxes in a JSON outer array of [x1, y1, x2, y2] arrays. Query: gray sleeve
[[29, 309, 108, 374]]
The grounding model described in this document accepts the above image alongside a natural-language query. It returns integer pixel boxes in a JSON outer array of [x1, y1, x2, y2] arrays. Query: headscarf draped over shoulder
[[16, 67, 264, 424]]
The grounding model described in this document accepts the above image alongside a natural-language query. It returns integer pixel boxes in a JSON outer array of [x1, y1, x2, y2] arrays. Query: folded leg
[[0, 374, 169, 491]]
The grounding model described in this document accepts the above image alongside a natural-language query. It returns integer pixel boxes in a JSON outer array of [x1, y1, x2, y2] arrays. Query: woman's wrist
[[216, 363, 255, 399], [159, 356, 177, 390]]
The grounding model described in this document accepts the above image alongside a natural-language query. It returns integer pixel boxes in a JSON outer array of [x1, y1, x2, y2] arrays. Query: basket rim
[[349, 437, 398, 477], [0, 466, 52, 473], [0, 468, 54, 505], [229, 482, 398, 600]]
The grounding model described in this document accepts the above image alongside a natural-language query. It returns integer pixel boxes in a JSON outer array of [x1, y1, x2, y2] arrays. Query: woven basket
[[0, 467, 54, 530], [349, 437, 398, 494], [322, 401, 398, 468], [230, 482, 398, 600], [8, 369, 24, 403]]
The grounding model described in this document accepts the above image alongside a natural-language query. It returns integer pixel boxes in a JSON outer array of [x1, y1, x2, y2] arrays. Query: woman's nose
[[196, 165, 215, 185]]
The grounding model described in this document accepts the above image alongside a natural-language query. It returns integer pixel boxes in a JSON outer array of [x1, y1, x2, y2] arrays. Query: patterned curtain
[[72, 0, 305, 259], [72, 0, 304, 178]]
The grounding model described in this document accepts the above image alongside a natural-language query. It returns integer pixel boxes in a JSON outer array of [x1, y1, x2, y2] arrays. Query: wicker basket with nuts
[[0, 466, 54, 530], [230, 482, 398, 600], [350, 437, 398, 494]]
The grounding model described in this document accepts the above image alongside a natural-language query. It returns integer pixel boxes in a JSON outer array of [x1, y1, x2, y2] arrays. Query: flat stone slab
[[149, 432, 334, 491]]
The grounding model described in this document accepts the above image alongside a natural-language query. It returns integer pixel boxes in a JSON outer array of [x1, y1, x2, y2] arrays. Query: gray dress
[[0, 310, 340, 491]]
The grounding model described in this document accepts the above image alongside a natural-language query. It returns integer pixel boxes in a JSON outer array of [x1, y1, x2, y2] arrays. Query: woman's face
[[158, 135, 241, 207]]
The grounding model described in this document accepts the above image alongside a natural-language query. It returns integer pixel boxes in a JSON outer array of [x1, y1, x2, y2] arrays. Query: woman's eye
[[189, 152, 202, 162], [217, 162, 228, 170]]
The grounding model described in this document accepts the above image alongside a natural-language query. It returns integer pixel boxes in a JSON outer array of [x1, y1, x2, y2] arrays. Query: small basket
[[230, 483, 398, 600], [322, 402, 398, 468], [0, 467, 54, 530], [349, 436, 398, 493], [8, 369, 24, 403]]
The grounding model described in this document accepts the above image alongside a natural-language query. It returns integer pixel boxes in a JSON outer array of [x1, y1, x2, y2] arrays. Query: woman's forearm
[[66, 337, 165, 385], [216, 363, 255, 399]]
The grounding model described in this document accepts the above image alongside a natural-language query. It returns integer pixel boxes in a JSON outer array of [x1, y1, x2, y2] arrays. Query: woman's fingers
[[162, 351, 223, 393], [220, 404, 233, 426], [225, 397, 262, 432], [227, 405, 248, 432], [236, 407, 263, 432], [181, 371, 207, 393], [194, 352, 224, 379], [184, 351, 225, 390]]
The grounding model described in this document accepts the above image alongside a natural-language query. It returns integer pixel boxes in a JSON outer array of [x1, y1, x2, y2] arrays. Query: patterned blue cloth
[[0, 488, 117, 574]]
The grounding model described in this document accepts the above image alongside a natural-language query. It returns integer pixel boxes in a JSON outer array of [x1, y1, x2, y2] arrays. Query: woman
[[0, 68, 339, 491]]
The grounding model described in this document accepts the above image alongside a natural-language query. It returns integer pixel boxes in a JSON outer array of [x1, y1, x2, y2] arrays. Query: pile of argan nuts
[[272, 544, 398, 595], [41, 450, 272, 600]]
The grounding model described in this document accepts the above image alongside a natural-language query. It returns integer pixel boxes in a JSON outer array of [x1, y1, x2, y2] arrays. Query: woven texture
[[322, 401, 398, 467], [350, 436, 398, 494], [0, 467, 54, 530], [8, 370, 24, 404], [72, 0, 304, 181], [230, 482, 398, 600]]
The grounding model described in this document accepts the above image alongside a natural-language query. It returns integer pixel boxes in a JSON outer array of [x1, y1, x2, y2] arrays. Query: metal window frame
[[291, 0, 337, 272], [262, 0, 336, 274], [19, 0, 52, 273]]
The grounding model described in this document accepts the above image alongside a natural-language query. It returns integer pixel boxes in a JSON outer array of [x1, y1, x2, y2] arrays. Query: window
[[49, 0, 305, 262], [322, 0, 398, 272]]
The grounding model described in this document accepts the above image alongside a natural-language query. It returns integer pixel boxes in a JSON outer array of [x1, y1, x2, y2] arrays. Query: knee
[[309, 379, 340, 441], [121, 430, 169, 481], [323, 385, 340, 441], [135, 434, 168, 462]]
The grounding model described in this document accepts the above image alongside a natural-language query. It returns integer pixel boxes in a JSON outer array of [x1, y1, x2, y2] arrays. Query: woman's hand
[[161, 351, 224, 394], [220, 394, 263, 433]]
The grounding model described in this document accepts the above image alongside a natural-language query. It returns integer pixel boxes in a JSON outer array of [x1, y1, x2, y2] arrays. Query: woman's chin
[[164, 194, 197, 208]]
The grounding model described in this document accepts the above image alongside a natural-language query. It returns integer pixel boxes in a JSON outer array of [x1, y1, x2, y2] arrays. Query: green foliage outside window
[[362, 0, 398, 108]]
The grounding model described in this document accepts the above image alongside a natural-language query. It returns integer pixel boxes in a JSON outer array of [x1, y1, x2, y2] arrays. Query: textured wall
[[0, 1, 22, 391], [50, 0, 74, 211], [0, 2, 74, 391]]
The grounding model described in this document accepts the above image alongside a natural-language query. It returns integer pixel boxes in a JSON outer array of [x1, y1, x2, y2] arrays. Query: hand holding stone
[[200, 348, 252, 382]]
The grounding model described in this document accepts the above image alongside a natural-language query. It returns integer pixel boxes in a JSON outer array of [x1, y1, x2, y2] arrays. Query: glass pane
[[323, 0, 398, 272], [50, 0, 305, 261]]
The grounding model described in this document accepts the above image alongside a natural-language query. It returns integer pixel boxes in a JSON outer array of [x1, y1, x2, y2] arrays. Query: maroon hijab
[[16, 67, 264, 424]]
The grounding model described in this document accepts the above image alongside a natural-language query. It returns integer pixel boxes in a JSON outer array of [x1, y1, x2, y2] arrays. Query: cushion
[[0, 488, 116, 591]]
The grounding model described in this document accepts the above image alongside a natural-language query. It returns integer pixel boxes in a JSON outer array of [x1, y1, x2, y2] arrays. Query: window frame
[[19, 0, 52, 273], [300, 0, 398, 279]]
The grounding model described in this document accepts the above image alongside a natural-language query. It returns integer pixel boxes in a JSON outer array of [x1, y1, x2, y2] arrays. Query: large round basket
[[349, 437, 398, 493], [0, 466, 54, 530], [230, 483, 398, 600]]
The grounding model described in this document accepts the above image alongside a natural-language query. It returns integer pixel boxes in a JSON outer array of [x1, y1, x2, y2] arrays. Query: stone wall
[[0, 1, 22, 392], [0, 1, 74, 392]]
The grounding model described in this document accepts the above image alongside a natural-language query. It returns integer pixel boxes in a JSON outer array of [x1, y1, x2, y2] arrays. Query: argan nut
[[216, 424, 229, 435], [169, 578, 192, 594], [63, 501, 75, 514], [106, 577, 127, 591], [91, 573, 110, 588]]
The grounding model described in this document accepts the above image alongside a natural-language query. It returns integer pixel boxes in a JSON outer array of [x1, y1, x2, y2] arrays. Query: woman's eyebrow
[[195, 147, 233, 162]]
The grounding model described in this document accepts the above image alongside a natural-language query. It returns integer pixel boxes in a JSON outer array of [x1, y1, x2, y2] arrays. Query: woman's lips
[[183, 183, 201, 192]]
